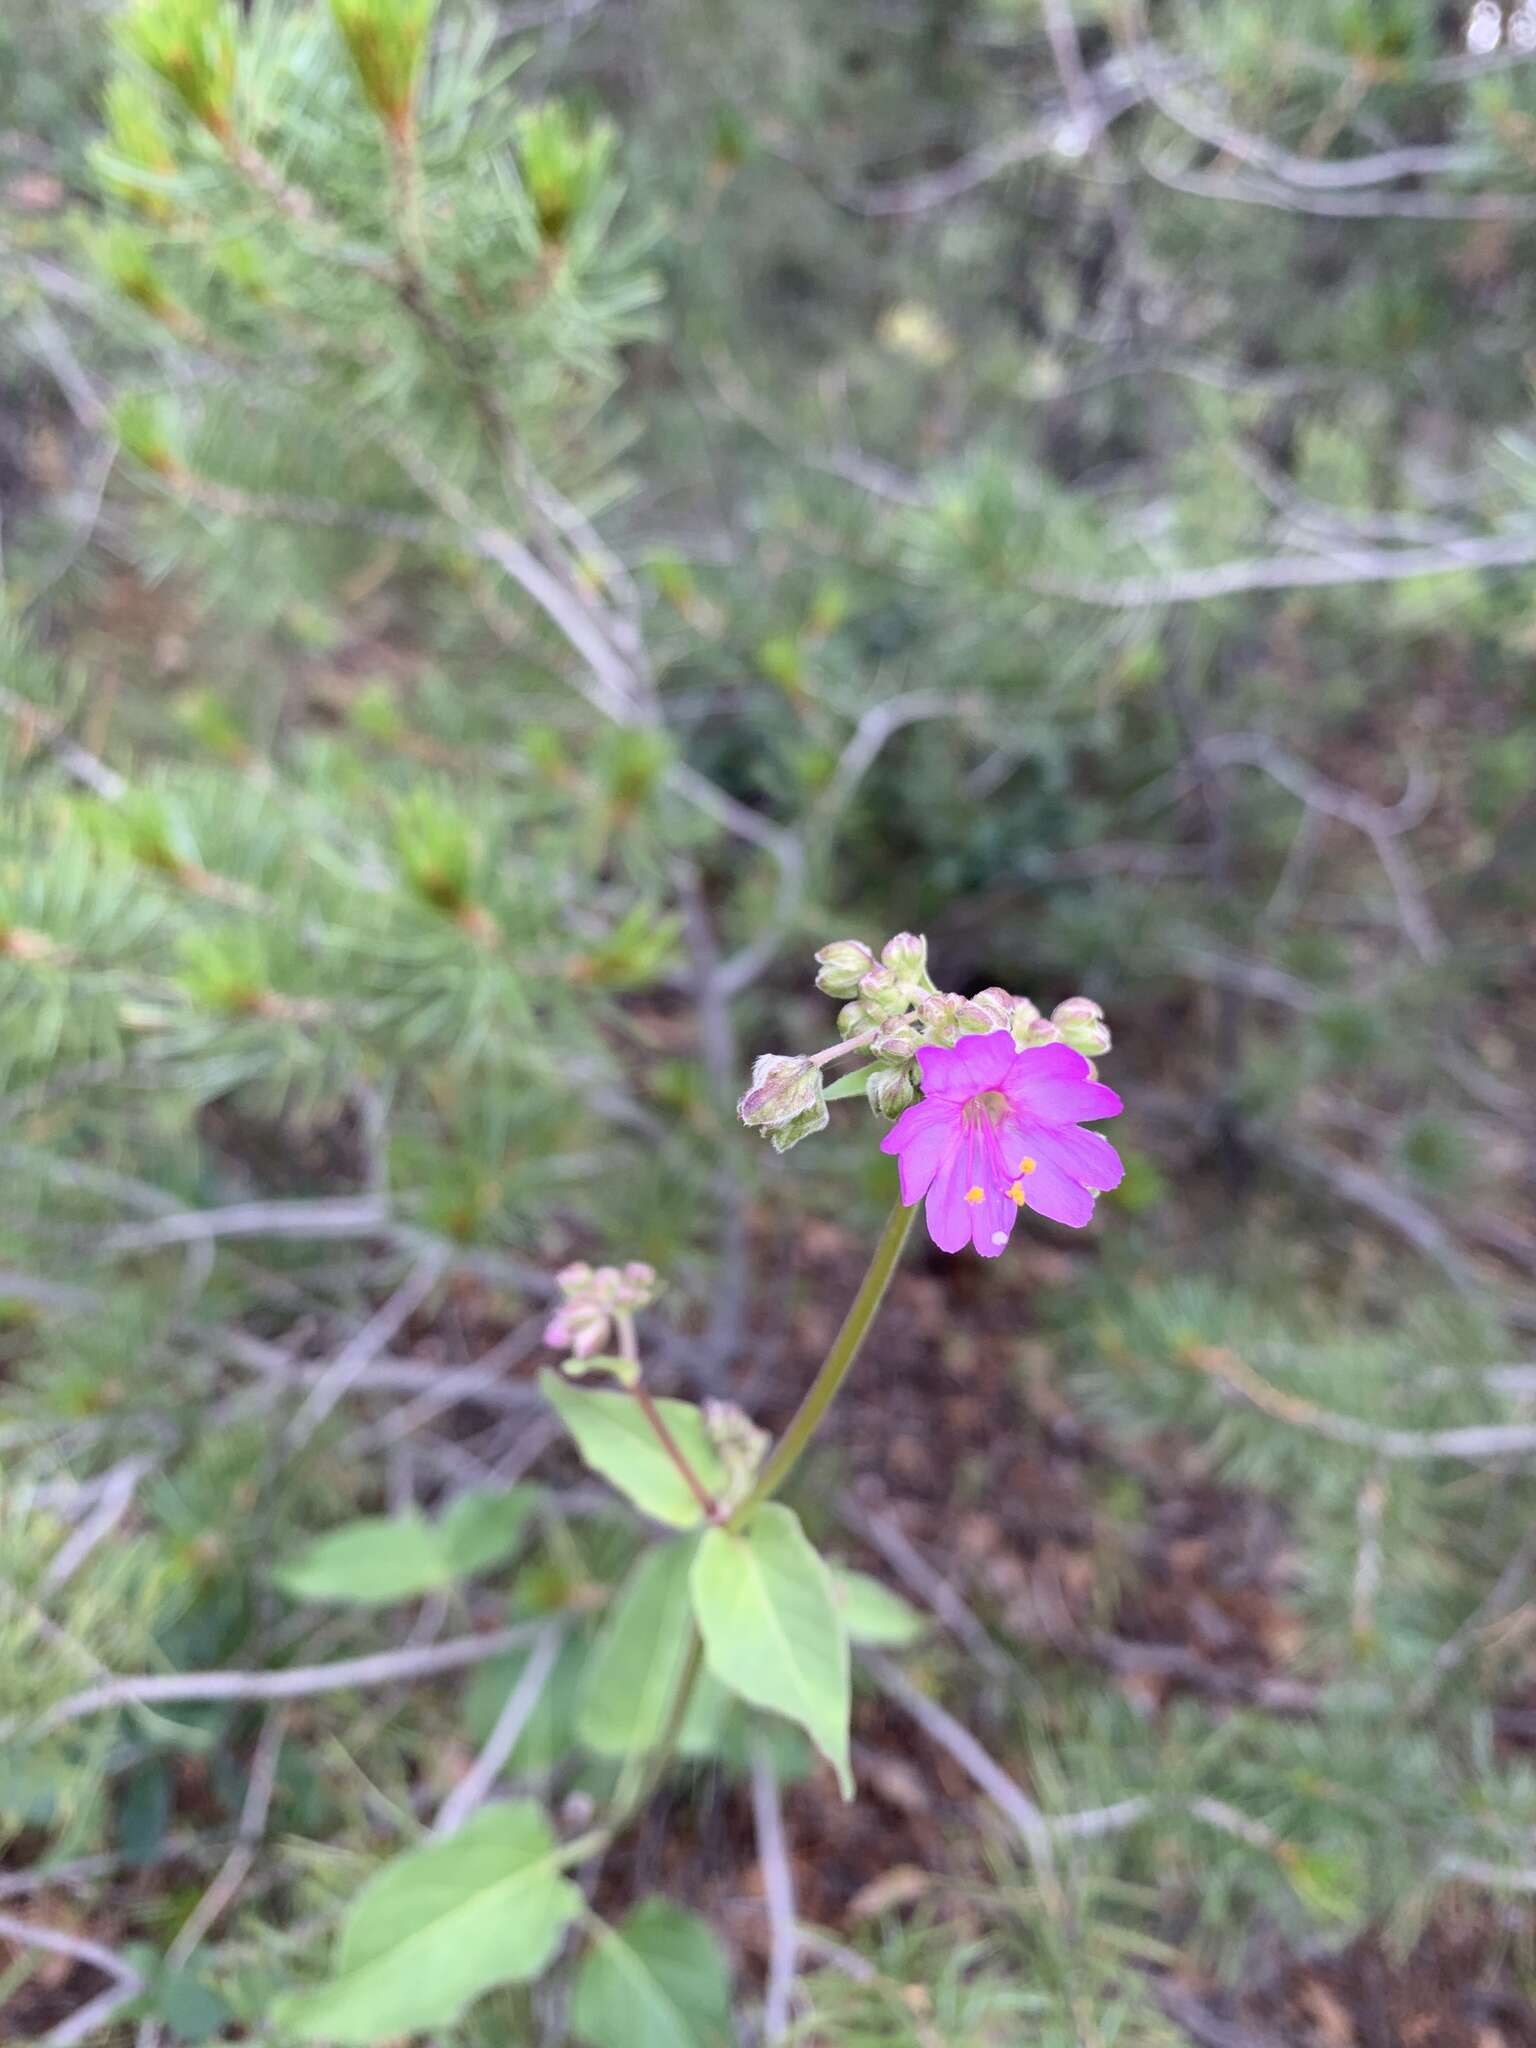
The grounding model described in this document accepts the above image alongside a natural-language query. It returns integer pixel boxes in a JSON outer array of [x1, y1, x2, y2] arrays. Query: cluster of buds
[[739, 931, 1114, 1151], [703, 1399, 771, 1516], [544, 1260, 658, 1378]]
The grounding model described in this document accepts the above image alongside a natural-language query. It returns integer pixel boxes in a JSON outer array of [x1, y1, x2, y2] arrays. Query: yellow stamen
[[1015, 1156, 1037, 1175], [1007, 1181, 1027, 1206], [963, 1184, 984, 1205]]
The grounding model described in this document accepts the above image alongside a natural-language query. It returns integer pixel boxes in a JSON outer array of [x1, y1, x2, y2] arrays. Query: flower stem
[[616, 1309, 721, 1522], [730, 1190, 917, 1529], [631, 1383, 720, 1522]]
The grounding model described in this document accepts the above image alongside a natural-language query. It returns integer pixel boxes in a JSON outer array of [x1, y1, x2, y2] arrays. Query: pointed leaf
[[570, 1900, 732, 2048], [273, 1513, 450, 1606], [274, 1803, 581, 2043], [541, 1370, 725, 1529], [690, 1503, 852, 1798], [577, 1539, 697, 1759], [831, 1567, 928, 1648], [438, 1485, 541, 1576]]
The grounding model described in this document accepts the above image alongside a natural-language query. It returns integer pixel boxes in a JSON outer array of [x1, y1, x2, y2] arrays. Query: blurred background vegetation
[[3, 0, 1536, 2039]]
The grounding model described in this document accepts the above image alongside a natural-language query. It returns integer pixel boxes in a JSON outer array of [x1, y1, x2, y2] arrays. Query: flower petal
[[1006, 1043, 1122, 1125], [1017, 1120, 1124, 1193], [913, 1041, 980, 1101], [879, 1096, 961, 1206], [923, 1124, 983, 1253], [1020, 1157, 1096, 1228], [968, 1176, 1019, 1258], [946, 1030, 1018, 1092]]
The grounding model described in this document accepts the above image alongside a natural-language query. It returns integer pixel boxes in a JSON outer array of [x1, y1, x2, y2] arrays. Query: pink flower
[[879, 1030, 1124, 1258]]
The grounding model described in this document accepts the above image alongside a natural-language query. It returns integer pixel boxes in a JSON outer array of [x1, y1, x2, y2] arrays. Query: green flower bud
[[954, 1000, 999, 1035], [737, 1054, 828, 1152], [917, 992, 962, 1045], [969, 986, 1015, 1028], [1052, 997, 1111, 1057], [873, 1021, 921, 1059], [867, 1064, 919, 1117], [880, 930, 928, 982], [1006, 998, 1044, 1049], [857, 965, 909, 1019], [704, 1400, 771, 1515], [814, 938, 877, 998], [837, 999, 870, 1038]]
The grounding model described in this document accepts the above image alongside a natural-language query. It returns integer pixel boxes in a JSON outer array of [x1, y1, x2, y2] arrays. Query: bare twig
[[835, 63, 1146, 215], [0, 686, 126, 800], [841, 1496, 1012, 1681], [0, 1909, 146, 2048], [284, 1253, 447, 1450], [750, 1736, 800, 2043], [102, 1195, 393, 1255], [434, 1625, 562, 1836], [1029, 523, 1536, 608], [41, 1459, 143, 1592], [1181, 1344, 1536, 1462], [166, 1706, 289, 1968], [862, 1653, 1064, 1920], [21, 1620, 548, 1741]]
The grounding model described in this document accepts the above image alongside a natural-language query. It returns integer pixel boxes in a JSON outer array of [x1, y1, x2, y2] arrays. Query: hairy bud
[[814, 938, 877, 998], [737, 1054, 829, 1152], [872, 1021, 921, 1060], [867, 1064, 919, 1117], [1052, 996, 1111, 1057], [880, 930, 928, 982], [857, 965, 910, 1020]]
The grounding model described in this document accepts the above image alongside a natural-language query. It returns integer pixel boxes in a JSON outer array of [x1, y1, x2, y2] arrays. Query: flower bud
[[1006, 999, 1045, 1049], [857, 965, 909, 1020], [917, 992, 962, 1045], [1051, 997, 1111, 1057], [880, 931, 928, 982], [1021, 1018, 1061, 1047], [873, 1021, 921, 1060], [836, 1000, 870, 1038], [738, 1055, 829, 1152], [968, 986, 1015, 1028], [617, 1261, 659, 1308], [814, 938, 876, 998], [544, 1300, 610, 1360], [954, 1000, 999, 1035], [867, 1064, 918, 1117], [704, 1399, 771, 1514]]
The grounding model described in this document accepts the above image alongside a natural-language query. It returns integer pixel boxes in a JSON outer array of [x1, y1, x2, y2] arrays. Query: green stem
[[731, 1190, 917, 1529]]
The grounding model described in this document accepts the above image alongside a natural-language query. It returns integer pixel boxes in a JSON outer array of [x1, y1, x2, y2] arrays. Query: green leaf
[[559, 1352, 640, 1387], [438, 1486, 541, 1576], [274, 1803, 582, 2043], [822, 1063, 879, 1102], [689, 1503, 852, 1798], [274, 1491, 538, 1606], [570, 1901, 732, 2048], [541, 1370, 725, 1530], [154, 1968, 232, 2042], [272, 1513, 450, 1606], [577, 1540, 697, 1758], [831, 1567, 928, 1648], [676, 1671, 814, 1781]]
